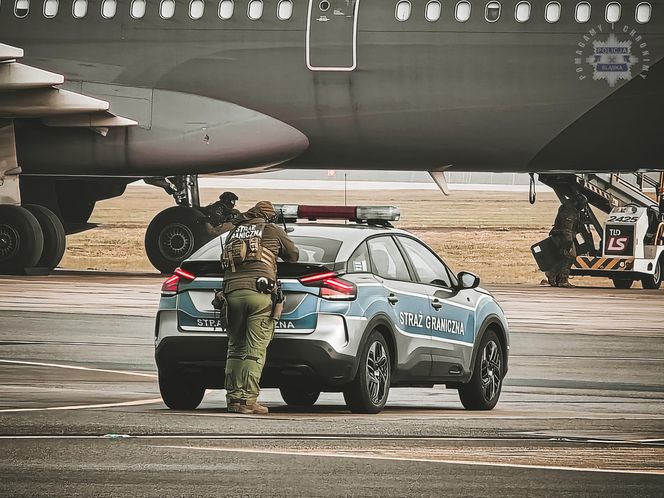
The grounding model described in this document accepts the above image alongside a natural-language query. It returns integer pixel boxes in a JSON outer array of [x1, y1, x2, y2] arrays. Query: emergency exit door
[[306, 0, 360, 71]]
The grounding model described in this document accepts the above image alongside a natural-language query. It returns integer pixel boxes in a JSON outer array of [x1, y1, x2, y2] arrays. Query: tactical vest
[[222, 222, 277, 272]]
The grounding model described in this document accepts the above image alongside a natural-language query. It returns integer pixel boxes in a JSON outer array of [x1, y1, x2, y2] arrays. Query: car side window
[[348, 242, 371, 273], [367, 237, 410, 281], [397, 236, 452, 288]]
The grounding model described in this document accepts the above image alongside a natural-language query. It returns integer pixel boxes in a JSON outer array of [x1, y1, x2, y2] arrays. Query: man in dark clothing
[[203, 191, 241, 237], [545, 194, 586, 288], [222, 201, 299, 414]]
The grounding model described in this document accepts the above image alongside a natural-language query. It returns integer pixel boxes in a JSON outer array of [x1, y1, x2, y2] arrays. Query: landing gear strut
[[144, 175, 211, 274]]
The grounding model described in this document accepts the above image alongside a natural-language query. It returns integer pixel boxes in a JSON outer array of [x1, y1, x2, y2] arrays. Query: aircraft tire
[[0, 205, 44, 275], [23, 204, 66, 270], [145, 206, 210, 274]]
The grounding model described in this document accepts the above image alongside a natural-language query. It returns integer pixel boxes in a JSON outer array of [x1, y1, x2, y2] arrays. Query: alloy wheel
[[480, 340, 502, 402], [365, 340, 389, 405]]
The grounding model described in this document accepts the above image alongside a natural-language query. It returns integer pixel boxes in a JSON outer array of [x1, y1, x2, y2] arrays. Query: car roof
[[189, 222, 414, 263]]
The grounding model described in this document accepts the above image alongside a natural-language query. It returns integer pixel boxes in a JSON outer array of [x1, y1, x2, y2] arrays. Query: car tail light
[[299, 272, 357, 300], [161, 267, 196, 296]]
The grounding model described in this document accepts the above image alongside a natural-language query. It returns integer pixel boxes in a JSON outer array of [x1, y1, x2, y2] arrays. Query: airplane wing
[[0, 43, 138, 136]]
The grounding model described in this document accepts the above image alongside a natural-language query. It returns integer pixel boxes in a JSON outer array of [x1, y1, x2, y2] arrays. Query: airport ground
[[1, 186, 662, 496], [0, 275, 662, 496]]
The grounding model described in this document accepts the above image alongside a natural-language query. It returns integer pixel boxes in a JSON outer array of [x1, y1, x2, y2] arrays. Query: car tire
[[158, 370, 205, 410], [0, 205, 44, 275], [343, 331, 391, 414], [145, 206, 211, 274], [23, 204, 66, 270], [458, 330, 503, 411], [612, 279, 634, 289], [279, 386, 321, 406], [641, 258, 662, 290]]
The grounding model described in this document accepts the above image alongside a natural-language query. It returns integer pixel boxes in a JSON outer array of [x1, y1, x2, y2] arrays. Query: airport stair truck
[[532, 173, 664, 289]]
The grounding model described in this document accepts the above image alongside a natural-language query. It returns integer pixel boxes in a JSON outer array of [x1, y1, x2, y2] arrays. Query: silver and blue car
[[154, 205, 509, 413]]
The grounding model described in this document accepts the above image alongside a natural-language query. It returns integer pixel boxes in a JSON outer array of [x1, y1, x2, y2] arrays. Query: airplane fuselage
[[1, 0, 663, 176]]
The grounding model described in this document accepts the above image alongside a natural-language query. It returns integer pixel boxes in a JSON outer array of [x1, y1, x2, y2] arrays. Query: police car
[[155, 205, 509, 414]]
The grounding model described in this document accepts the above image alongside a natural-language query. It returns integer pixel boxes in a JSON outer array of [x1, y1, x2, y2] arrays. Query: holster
[[211, 289, 229, 330], [271, 282, 285, 320]]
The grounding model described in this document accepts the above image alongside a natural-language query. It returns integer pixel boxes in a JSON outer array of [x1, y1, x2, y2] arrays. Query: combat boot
[[544, 271, 557, 287], [557, 277, 575, 288], [236, 401, 269, 415], [226, 398, 242, 413]]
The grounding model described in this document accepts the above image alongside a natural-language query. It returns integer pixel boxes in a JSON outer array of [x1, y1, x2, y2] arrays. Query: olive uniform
[[203, 191, 241, 237], [223, 201, 298, 414], [546, 198, 581, 287]]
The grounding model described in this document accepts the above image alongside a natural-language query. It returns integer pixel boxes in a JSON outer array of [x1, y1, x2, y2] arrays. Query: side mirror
[[457, 271, 480, 290]]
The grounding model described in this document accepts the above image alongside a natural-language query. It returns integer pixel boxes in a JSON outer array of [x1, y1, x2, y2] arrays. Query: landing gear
[[23, 204, 66, 270], [0, 205, 44, 274], [144, 175, 212, 274], [145, 206, 209, 274]]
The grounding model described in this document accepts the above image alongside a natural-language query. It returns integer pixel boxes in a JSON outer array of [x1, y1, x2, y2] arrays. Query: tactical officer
[[222, 201, 298, 414], [203, 191, 241, 237], [545, 193, 587, 288]]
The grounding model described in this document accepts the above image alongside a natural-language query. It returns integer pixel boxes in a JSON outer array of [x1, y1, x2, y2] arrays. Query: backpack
[[222, 222, 275, 271]]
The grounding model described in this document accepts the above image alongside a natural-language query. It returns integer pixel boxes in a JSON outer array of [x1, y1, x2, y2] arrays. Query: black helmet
[[218, 191, 238, 208], [574, 193, 588, 208]]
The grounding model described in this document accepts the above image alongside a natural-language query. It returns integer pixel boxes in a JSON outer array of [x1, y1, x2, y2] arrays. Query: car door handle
[[387, 294, 399, 305], [431, 299, 443, 310]]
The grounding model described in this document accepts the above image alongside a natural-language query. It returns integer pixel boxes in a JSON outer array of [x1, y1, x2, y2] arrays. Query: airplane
[[0, 0, 662, 274]]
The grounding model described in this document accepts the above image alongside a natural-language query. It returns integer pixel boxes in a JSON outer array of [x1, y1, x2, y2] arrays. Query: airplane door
[[306, 0, 360, 71]]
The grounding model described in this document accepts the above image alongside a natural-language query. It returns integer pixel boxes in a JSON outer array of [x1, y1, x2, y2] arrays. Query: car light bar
[[274, 204, 400, 223]]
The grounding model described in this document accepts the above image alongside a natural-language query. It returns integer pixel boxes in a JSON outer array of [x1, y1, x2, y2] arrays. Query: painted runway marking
[[0, 359, 157, 378], [0, 398, 163, 413], [153, 445, 664, 476]]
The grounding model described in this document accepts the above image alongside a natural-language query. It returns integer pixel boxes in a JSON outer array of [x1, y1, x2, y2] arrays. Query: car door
[[365, 236, 432, 379], [395, 236, 475, 378]]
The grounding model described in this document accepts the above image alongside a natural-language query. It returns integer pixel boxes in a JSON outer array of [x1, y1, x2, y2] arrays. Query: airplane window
[[43, 0, 58, 17], [395, 1, 411, 21], [14, 0, 29, 17], [455, 1, 471, 22], [101, 0, 116, 18], [544, 1, 561, 22], [485, 1, 500, 22], [277, 0, 292, 20], [606, 2, 620, 22], [189, 0, 204, 18], [72, 0, 87, 17], [218, 0, 233, 19], [575, 2, 590, 22], [425, 1, 441, 22], [635, 2, 651, 23], [515, 1, 530, 22], [247, 0, 262, 19], [131, 0, 146, 18], [160, 0, 175, 18]]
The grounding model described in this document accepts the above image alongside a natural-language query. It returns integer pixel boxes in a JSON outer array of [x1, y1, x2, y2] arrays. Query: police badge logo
[[575, 24, 651, 87]]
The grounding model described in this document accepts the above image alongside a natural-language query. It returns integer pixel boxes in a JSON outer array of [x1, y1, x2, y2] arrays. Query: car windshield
[[290, 236, 342, 265]]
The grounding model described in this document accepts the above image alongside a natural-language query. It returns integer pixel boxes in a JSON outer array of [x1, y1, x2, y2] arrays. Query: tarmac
[[0, 272, 663, 496]]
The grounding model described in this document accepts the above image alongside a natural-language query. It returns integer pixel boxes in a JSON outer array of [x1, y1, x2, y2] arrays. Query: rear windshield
[[184, 235, 342, 276], [290, 236, 342, 265]]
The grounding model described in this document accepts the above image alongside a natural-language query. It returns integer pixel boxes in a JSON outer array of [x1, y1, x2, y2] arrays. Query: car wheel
[[343, 331, 390, 414], [641, 258, 662, 290], [158, 370, 205, 410], [612, 279, 634, 289], [279, 386, 321, 406], [459, 330, 503, 411]]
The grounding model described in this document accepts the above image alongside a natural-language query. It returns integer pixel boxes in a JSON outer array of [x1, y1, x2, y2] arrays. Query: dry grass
[[61, 186, 586, 284]]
